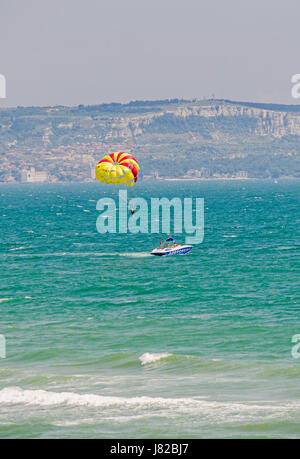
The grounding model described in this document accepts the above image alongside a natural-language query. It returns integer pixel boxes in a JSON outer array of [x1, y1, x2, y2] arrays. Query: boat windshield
[[157, 237, 178, 250], [165, 237, 175, 248]]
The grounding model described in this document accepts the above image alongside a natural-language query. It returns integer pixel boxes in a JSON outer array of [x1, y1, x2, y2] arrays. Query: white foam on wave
[[9, 246, 26, 251], [0, 387, 298, 424], [139, 353, 172, 365], [0, 387, 196, 409], [0, 298, 10, 303], [276, 246, 296, 251]]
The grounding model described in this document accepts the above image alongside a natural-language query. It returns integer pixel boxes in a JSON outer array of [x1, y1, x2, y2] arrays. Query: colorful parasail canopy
[[95, 152, 140, 186]]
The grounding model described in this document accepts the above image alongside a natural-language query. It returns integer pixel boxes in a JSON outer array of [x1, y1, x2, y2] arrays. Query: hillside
[[0, 99, 300, 182]]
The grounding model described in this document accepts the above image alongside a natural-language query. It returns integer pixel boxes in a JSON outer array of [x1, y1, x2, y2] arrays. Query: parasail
[[95, 152, 139, 187]]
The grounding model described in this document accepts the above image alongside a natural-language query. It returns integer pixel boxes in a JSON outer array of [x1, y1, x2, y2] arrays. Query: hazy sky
[[0, 0, 299, 107]]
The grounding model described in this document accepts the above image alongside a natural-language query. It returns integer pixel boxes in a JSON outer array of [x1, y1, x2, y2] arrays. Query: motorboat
[[150, 237, 193, 256]]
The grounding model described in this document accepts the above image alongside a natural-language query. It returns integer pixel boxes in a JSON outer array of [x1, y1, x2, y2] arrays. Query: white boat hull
[[151, 245, 193, 256]]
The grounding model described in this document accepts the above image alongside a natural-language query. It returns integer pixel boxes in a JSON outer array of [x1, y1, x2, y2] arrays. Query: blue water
[[0, 180, 299, 438]]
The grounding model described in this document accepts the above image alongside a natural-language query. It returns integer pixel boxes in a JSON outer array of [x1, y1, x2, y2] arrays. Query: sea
[[0, 179, 299, 439]]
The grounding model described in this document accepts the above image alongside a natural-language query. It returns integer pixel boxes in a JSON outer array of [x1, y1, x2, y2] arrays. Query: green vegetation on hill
[[0, 99, 299, 182]]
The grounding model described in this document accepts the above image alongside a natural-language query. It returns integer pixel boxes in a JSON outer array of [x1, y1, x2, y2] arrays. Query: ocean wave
[[0, 387, 201, 410], [139, 353, 172, 365], [9, 246, 27, 251], [0, 387, 299, 424], [136, 352, 262, 376], [276, 246, 299, 251]]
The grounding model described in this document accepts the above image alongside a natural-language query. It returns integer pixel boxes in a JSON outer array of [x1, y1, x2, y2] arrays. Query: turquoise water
[[0, 180, 299, 439]]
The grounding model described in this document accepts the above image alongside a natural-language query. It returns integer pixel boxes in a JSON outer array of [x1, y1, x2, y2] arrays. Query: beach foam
[[0, 387, 198, 409], [0, 387, 298, 424]]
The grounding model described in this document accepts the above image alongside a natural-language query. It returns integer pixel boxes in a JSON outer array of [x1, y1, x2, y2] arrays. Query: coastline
[[0, 177, 298, 185]]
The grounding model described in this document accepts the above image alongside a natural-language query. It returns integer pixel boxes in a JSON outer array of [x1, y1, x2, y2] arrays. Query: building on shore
[[89, 162, 96, 180], [21, 167, 48, 183]]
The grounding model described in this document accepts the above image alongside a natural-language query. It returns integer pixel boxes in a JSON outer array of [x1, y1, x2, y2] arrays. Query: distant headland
[[0, 98, 299, 183]]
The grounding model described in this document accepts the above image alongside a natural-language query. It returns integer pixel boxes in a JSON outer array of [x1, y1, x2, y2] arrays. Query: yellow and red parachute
[[95, 152, 139, 187]]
